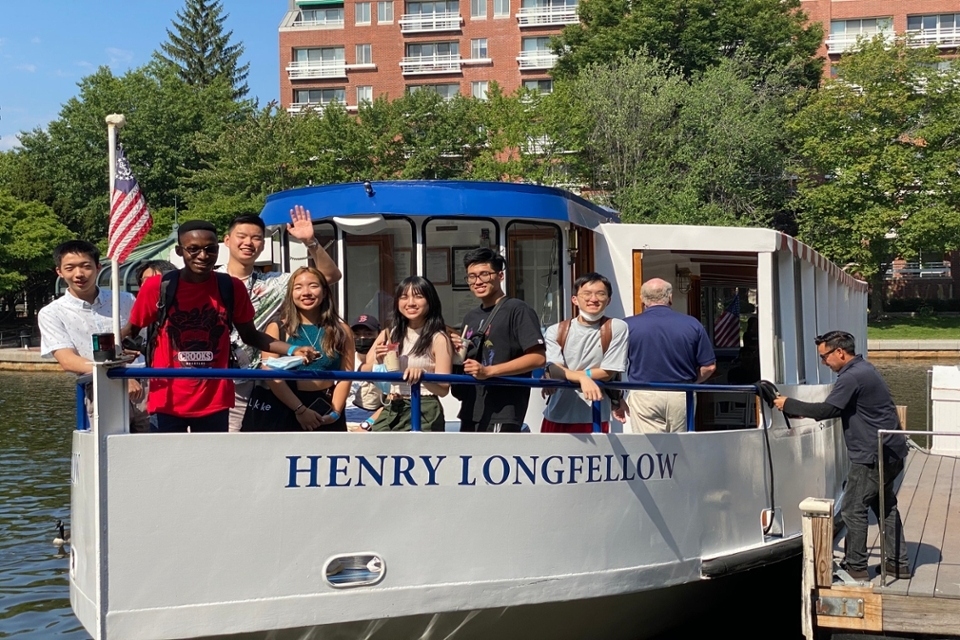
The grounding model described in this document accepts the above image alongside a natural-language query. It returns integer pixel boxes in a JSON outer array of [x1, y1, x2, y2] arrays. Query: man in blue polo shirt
[[774, 330, 910, 581], [624, 278, 716, 433]]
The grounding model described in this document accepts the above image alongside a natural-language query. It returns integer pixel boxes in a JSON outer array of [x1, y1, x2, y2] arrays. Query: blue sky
[[0, 1, 282, 150]]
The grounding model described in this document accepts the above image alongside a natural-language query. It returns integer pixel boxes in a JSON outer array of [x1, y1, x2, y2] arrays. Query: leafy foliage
[[156, 0, 250, 99], [788, 38, 960, 310], [0, 191, 72, 296], [553, 0, 824, 87]]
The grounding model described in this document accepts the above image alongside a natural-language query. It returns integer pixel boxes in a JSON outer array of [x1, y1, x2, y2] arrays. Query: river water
[[0, 363, 941, 639]]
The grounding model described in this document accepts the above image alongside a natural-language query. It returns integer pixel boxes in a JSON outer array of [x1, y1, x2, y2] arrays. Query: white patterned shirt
[[38, 288, 136, 364], [218, 268, 291, 368]]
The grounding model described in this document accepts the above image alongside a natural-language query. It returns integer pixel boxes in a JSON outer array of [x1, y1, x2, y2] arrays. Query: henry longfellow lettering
[[286, 452, 679, 488]]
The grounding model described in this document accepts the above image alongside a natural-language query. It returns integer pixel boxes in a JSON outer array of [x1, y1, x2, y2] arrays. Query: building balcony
[[825, 32, 894, 54], [516, 5, 578, 27], [400, 54, 462, 75], [517, 50, 558, 70], [399, 12, 462, 33], [286, 60, 347, 80], [906, 27, 960, 48], [289, 16, 345, 29]]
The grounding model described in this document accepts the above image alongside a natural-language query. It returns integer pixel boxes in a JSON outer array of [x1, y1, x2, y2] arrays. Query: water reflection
[[0, 364, 943, 639]]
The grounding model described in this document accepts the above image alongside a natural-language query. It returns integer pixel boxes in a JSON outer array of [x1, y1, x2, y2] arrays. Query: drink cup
[[456, 341, 470, 362], [383, 343, 401, 372]]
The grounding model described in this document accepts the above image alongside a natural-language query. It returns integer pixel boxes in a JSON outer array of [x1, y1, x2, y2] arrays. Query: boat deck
[[802, 447, 960, 638]]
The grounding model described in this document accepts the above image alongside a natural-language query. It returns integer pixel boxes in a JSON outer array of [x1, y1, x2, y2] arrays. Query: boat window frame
[[504, 219, 564, 327], [341, 215, 417, 323], [422, 215, 501, 261]]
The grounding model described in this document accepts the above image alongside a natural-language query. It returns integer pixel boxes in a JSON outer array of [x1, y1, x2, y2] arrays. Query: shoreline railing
[[87, 367, 764, 434]]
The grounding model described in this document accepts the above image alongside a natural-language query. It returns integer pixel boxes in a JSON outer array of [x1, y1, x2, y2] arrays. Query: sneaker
[[883, 561, 912, 579], [838, 562, 869, 581]]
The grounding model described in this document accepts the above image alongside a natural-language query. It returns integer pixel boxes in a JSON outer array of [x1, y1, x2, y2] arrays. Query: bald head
[[640, 278, 672, 307]]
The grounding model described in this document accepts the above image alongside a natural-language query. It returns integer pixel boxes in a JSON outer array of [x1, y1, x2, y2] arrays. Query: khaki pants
[[626, 389, 691, 434]]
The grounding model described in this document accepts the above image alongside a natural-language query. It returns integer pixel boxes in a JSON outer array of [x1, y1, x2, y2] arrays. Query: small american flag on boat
[[713, 295, 741, 348], [107, 146, 152, 264]]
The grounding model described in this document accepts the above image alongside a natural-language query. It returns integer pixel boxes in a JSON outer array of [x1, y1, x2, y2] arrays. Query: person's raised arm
[[288, 204, 341, 285]]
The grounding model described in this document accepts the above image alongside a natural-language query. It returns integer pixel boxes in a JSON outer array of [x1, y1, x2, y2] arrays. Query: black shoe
[[838, 563, 869, 581], [883, 561, 912, 579]]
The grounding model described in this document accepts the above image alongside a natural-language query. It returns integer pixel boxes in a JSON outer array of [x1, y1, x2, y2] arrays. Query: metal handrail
[[96, 367, 763, 434], [876, 428, 960, 586]]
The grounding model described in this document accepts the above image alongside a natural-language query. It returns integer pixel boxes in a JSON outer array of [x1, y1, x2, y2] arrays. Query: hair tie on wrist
[[287, 345, 297, 356], [328, 411, 340, 421], [585, 368, 593, 379], [294, 403, 305, 415]]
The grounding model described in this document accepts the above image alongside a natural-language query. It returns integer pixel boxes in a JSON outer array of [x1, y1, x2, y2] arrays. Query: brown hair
[[280, 266, 348, 358]]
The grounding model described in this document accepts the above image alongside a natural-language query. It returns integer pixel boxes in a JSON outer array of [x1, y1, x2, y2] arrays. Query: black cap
[[350, 314, 380, 332]]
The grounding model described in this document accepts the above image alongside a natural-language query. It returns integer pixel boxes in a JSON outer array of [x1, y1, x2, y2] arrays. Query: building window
[[295, 47, 346, 63], [408, 1, 460, 14], [471, 81, 488, 99], [297, 7, 345, 26], [523, 78, 553, 93], [406, 41, 460, 57], [907, 14, 959, 46], [522, 36, 551, 52], [471, 0, 486, 19], [471, 38, 488, 58], [356, 44, 373, 64], [378, 1, 394, 22], [356, 2, 372, 24], [828, 17, 893, 51], [494, 0, 509, 17], [296, 88, 347, 105], [357, 85, 374, 104], [408, 83, 461, 99]]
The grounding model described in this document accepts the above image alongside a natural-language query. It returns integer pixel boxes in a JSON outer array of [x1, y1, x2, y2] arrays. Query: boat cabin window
[[310, 221, 338, 300], [422, 218, 498, 328], [505, 221, 562, 327], [342, 218, 415, 325]]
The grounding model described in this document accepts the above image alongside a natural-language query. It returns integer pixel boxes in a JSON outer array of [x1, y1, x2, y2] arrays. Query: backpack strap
[[147, 270, 180, 366], [556, 319, 572, 353], [214, 272, 235, 328], [600, 316, 612, 354]]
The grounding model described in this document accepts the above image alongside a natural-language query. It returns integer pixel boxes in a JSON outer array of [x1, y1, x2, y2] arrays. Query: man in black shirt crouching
[[773, 330, 910, 581], [454, 248, 546, 433]]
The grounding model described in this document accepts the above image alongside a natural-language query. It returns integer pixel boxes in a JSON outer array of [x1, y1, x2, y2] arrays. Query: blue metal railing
[[84, 367, 762, 434]]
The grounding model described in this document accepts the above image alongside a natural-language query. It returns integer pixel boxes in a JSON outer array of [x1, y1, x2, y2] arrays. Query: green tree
[[156, 0, 250, 99], [0, 191, 72, 301], [570, 52, 791, 225], [553, 0, 824, 86], [788, 38, 960, 313], [16, 63, 245, 240]]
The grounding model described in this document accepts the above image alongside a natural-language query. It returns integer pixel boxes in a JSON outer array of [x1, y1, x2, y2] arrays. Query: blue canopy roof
[[259, 181, 619, 229]]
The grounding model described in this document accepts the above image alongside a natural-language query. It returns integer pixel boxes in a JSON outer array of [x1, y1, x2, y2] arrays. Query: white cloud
[[0, 134, 22, 151], [16, 63, 36, 72], [31, 37, 41, 44], [76, 60, 94, 69], [106, 47, 133, 68]]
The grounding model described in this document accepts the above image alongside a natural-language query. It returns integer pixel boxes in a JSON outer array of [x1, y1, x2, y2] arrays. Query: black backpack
[[145, 270, 236, 367]]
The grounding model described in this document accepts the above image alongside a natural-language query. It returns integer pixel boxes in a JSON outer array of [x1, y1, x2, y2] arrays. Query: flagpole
[[106, 113, 126, 341]]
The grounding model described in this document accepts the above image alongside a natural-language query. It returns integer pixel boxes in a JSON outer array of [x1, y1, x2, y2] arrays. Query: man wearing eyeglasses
[[541, 273, 628, 433], [454, 248, 545, 433], [773, 330, 910, 581], [124, 220, 319, 433]]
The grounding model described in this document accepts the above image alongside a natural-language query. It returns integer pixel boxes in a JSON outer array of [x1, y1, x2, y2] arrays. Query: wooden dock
[[801, 447, 960, 638]]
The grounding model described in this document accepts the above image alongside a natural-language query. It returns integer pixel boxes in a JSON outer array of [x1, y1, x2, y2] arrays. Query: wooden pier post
[[800, 497, 834, 640]]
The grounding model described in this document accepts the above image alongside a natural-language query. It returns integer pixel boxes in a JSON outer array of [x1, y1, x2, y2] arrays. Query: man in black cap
[[347, 314, 385, 430]]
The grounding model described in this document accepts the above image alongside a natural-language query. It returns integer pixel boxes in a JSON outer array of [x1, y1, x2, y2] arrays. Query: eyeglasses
[[819, 348, 838, 362], [578, 291, 609, 301], [180, 245, 219, 257], [465, 271, 499, 284]]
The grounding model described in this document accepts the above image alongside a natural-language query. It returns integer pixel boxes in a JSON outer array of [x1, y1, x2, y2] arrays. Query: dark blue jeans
[[150, 410, 230, 433], [841, 458, 908, 571]]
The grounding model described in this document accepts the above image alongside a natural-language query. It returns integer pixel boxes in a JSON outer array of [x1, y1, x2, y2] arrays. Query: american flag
[[714, 295, 741, 348], [107, 146, 152, 264]]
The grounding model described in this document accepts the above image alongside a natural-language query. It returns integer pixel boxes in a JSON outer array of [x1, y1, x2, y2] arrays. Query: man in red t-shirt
[[125, 220, 317, 433]]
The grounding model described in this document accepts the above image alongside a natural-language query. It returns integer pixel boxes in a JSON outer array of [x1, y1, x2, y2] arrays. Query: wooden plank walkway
[[810, 447, 960, 637]]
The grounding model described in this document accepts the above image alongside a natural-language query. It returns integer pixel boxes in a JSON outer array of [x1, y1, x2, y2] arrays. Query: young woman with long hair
[[363, 276, 452, 432], [263, 266, 354, 431]]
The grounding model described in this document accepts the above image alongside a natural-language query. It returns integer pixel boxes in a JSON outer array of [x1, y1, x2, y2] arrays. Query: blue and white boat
[[69, 181, 866, 639]]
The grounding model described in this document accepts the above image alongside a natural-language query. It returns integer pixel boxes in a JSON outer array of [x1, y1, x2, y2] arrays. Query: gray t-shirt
[[543, 317, 628, 424]]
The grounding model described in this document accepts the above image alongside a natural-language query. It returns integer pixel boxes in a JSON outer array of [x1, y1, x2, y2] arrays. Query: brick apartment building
[[277, 0, 960, 111], [278, 0, 573, 112], [801, 0, 959, 68]]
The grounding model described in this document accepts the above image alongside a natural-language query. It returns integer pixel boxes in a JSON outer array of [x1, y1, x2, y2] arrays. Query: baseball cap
[[351, 314, 380, 332]]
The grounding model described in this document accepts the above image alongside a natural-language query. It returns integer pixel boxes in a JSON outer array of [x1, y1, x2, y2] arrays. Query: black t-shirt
[[825, 355, 908, 464], [457, 297, 545, 426]]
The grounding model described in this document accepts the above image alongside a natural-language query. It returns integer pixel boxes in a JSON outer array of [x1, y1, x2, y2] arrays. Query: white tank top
[[392, 326, 437, 397]]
